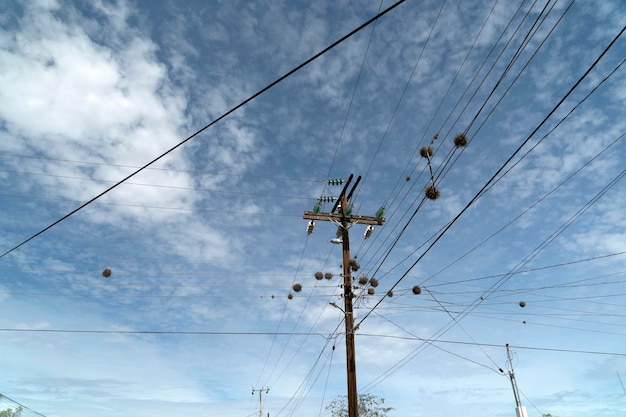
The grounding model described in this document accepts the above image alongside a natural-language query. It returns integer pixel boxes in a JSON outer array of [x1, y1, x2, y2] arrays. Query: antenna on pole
[[506, 344, 528, 417]]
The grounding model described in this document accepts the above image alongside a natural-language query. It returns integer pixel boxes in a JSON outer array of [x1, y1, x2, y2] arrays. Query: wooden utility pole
[[303, 175, 385, 417]]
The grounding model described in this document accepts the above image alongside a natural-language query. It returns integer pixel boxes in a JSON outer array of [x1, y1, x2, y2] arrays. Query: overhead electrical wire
[[0, 0, 408, 261], [432, 0, 575, 189], [356, 335, 626, 357], [354, 0, 545, 273], [377, 162, 626, 373], [257, 0, 388, 386], [366, 166, 626, 385], [0, 152, 322, 183], [0, 168, 316, 201], [422, 130, 626, 287], [0, 328, 326, 336], [0, 192, 308, 217], [345, 23, 626, 388], [356, 21, 625, 329], [373, 0, 504, 225]]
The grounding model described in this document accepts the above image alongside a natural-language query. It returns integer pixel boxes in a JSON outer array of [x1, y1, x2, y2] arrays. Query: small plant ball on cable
[[102, 268, 112, 278], [315, 271, 323, 280], [369, 277, 379, 287], [420, 146, 434, 158], [453, 133, 468, 147], [349, 259, 360, 271], [367, 288, 375, 295], [425, 185, 440, 200], [358, 276, 368, 285], [519, 301, 526, 308], [412, 285, 422, 295], [325, 272, 333, 280], [293, 283, 302, 292]]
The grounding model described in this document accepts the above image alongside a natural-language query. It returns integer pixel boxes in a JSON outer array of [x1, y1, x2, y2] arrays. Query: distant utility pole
[[251, 387, 269, 417], [303, 174, 386, 417], [506, 344, 528, 417]]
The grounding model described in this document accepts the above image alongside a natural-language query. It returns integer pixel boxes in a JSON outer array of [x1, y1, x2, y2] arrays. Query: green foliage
[[0, 406, 23, 417], [325, 394, 393, 417]]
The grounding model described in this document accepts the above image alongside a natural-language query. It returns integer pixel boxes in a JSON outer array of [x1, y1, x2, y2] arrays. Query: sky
[[0, 0, 625, 416]]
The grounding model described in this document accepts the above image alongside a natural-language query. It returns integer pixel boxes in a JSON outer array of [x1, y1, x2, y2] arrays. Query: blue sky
[[0, 0, 625, 416]]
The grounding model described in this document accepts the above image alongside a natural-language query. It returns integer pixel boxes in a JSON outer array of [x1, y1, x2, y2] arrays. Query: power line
[[356, 21, 626, 329], [0, 328, 326, 336], [0, 0, 408, 261]]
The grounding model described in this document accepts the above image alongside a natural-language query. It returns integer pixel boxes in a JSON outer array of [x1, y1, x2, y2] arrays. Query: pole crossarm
[[303, 211, 385, 226]]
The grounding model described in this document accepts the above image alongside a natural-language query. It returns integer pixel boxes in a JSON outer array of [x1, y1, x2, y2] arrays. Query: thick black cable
[[356, 22, 625, 328], [0, 0, 407, 261]]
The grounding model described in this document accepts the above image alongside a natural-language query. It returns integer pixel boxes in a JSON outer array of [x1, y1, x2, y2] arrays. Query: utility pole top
[[252, 387, 270, 417], [506, 344, 528, 417]]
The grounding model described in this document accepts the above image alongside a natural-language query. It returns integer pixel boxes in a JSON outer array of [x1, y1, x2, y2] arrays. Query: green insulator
[[328, 178, 344, 186], [375, 206, 386, 219], [313, 202, 322, 213], [345, 204, 354, 216]]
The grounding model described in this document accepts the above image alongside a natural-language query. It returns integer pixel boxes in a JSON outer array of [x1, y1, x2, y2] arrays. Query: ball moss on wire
[[519, 301, 526, 308], [293, 283, 303, 292], [358, 276, 368, 285], [102, 268, 112, 278], [387, 290, 393, 297], [420, 146, 434, 158], [315, 271, 323, 280], [288, 293, 293, 300], [425, 185, 441, 200], [412, 285, 422, 295], [453, 133, 468, 147], [369, 278, 379, 288], [324, 272, 334, 280], [367, 288, 375, 295], [349, 259, 360, 272]]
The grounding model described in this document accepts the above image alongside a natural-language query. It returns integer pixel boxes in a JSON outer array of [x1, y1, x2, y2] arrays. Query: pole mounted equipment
[[303, 174, 385, 417]]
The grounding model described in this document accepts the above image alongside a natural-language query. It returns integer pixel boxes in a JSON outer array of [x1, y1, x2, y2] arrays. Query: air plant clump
[[369, 277, 379, 288], [358, 276, 369, 285], [453, 133, 468, 147], [367, 288, 375, 295], [387, 290, 393, 297], [288, 293, 293, 300], [349, 259, 360, 272], [519, 301, 526, 308], [425, 185, 440, 200], [102, 268, 112, 278], [315, 271, 323, 280], [293, 283, 303, 292], [406, 175, 411, 181], [420, 146, 434, 158], [412, 285, 422, 295], [324, 272, 334, 280]]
